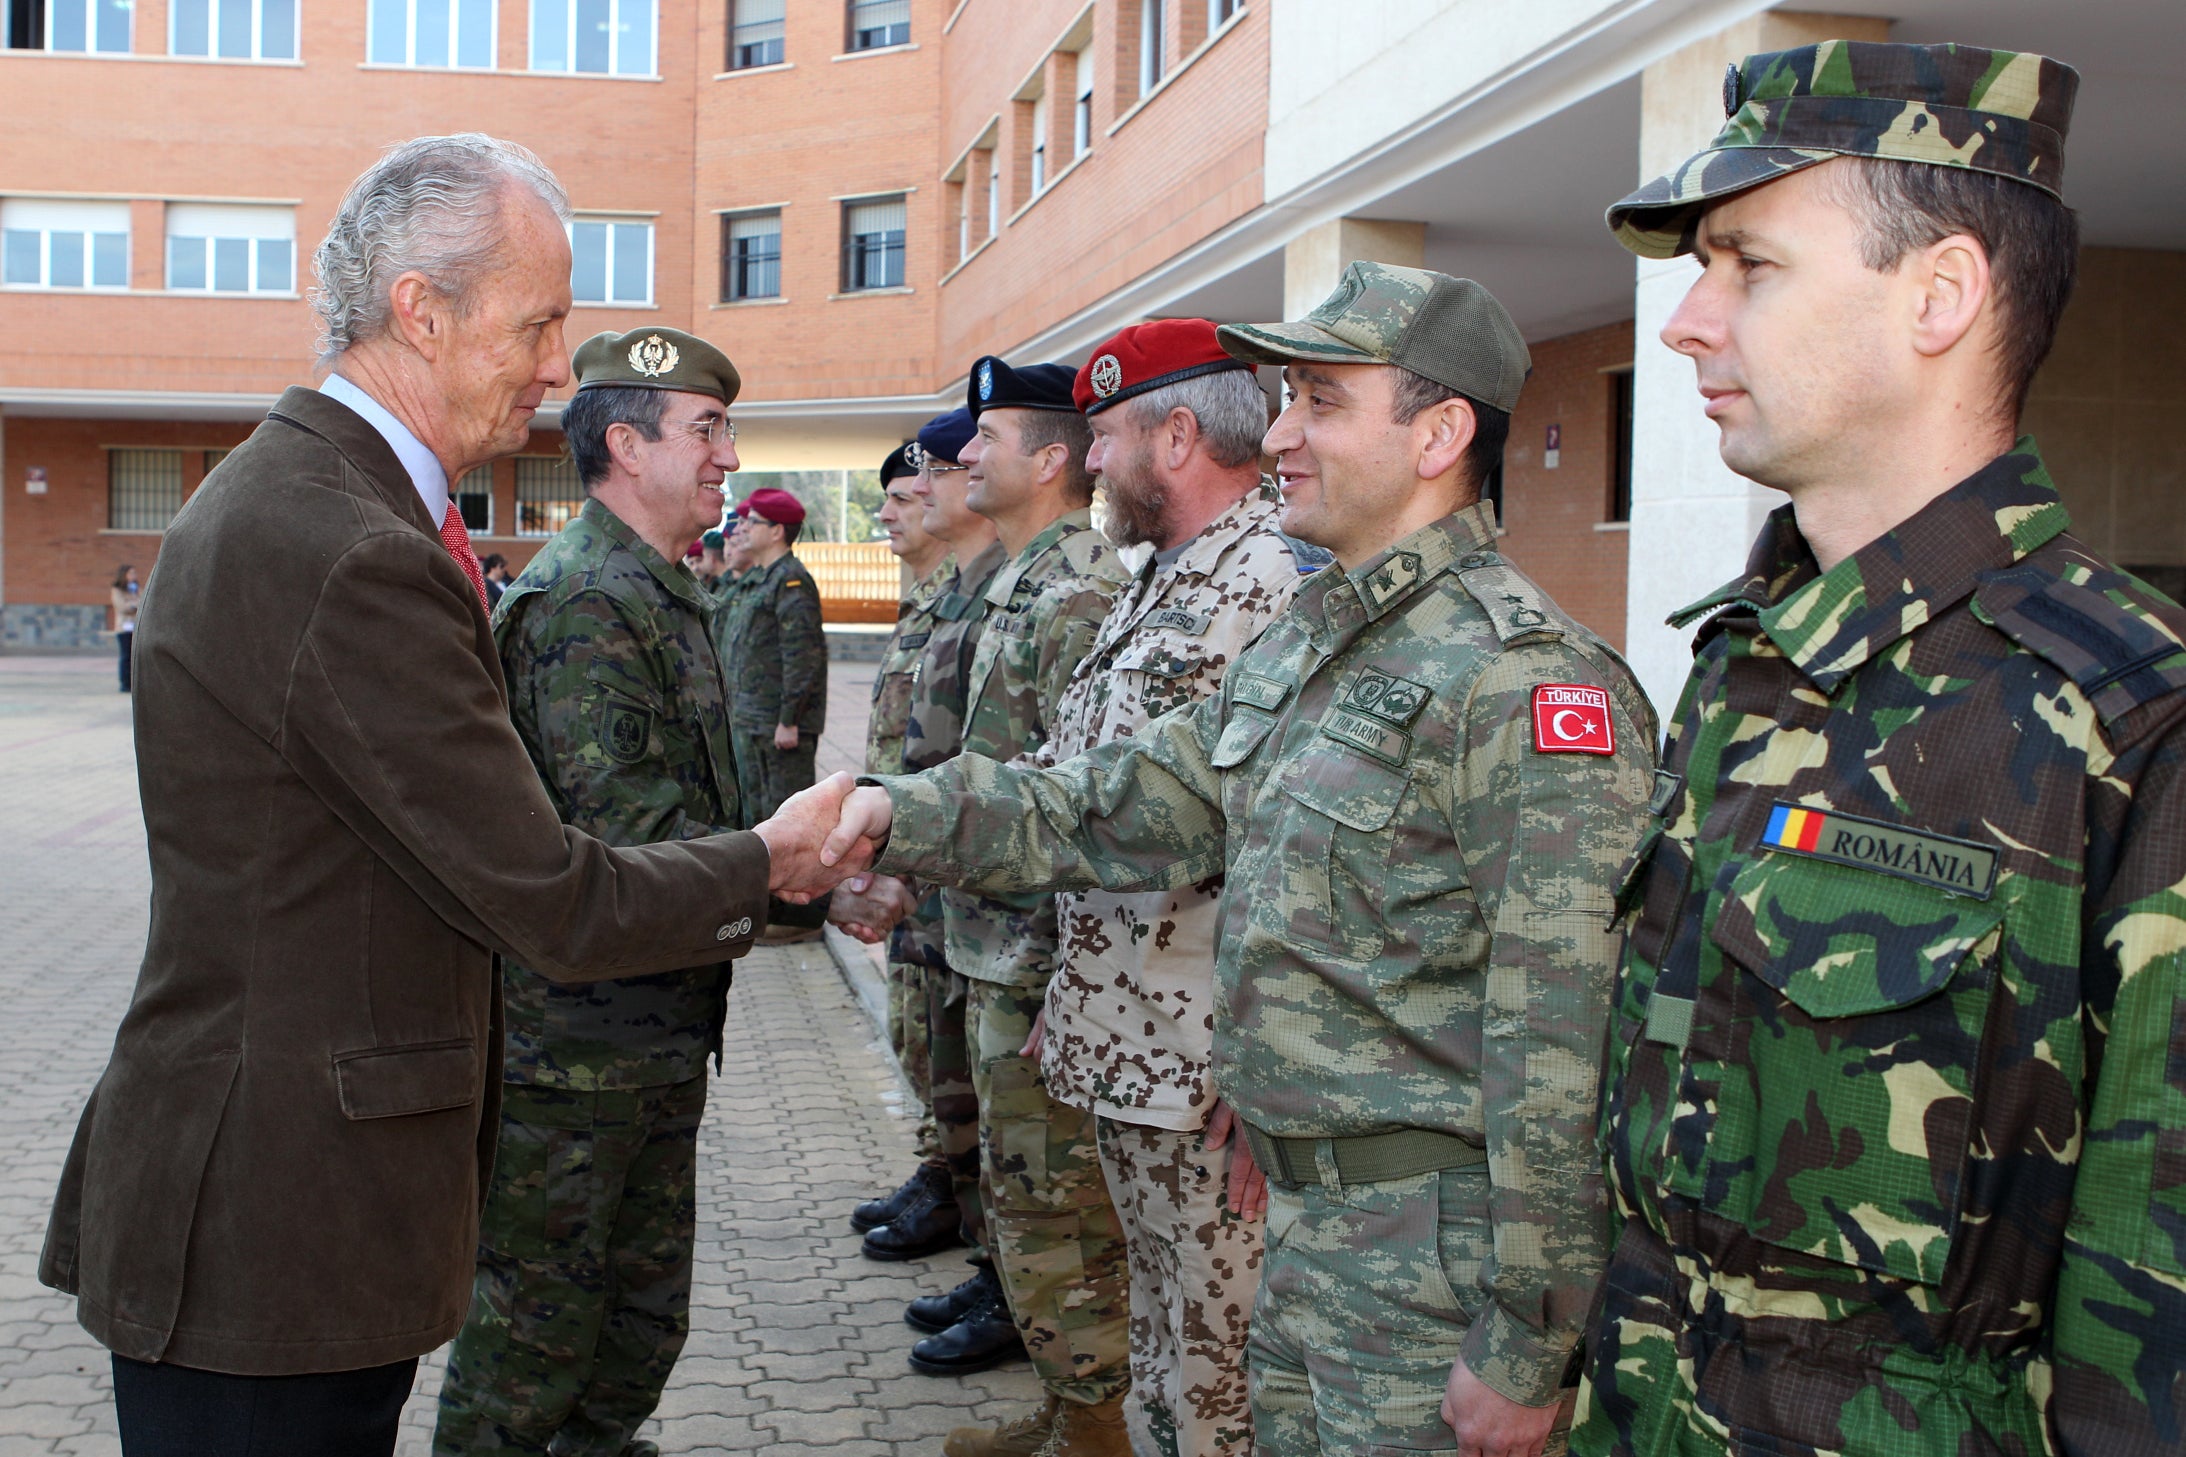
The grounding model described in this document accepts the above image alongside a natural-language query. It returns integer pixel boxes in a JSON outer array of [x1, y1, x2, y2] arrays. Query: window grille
[[722, 212, 782, 300], [109, 449, 185, 532], [515, 456, 584, 537], [456, 465, 494, 534], [841, 196, 905, 292]]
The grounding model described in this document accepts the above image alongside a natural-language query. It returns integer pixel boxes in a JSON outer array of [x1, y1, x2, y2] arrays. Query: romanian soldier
[[432, 328, 747, 1456], [1574, 41, 2186, 1457], [813, 268, 1657, 1456], [724, 486, 828, 825]]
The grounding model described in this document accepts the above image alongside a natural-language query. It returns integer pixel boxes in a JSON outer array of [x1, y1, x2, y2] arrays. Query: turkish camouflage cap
[[1218, 261, 1530, 414], [572, 327, 743, 403], [1607, 41, 2079, 259]]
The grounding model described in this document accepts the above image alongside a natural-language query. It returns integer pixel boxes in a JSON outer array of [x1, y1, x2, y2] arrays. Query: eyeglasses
[[674, 416, 736, 446], [922, 461, 967, 476]]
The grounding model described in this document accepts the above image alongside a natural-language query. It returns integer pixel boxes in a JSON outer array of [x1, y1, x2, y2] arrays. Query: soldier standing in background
[[724, 487, 828, 827], [433, 328, 747, 1457], [812, 268, 1657, 1456], [1577, 42, 2186, 1457], [848, 437, 964, 1257]]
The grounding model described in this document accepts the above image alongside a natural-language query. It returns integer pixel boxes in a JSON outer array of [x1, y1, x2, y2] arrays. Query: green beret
[[571, 328, 742, 403]]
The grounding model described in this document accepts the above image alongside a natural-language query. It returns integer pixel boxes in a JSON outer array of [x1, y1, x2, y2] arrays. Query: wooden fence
[[797, 542, 903, 624]]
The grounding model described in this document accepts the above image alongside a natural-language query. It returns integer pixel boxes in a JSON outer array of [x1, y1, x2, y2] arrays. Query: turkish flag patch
[[1533, 684, 1615, 754]]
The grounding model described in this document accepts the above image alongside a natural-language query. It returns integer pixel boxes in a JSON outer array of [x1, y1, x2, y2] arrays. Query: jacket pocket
[[333, 1039, 481, 1120], [1275, 738, 1408, 961], [1705, 853, 2005, 1285]]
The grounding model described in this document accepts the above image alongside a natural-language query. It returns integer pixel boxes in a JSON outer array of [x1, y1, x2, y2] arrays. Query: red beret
[[1073, 318, 1256, 416], [741, 487, 806, 527]]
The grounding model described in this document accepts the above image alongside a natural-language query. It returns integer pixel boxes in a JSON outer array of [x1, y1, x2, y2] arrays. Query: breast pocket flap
[[1210, 709, 1278, 769], [1279, 739, 1407, 832]]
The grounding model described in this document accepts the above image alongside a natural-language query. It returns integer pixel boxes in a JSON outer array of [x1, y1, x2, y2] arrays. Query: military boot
[[941, 1396, 1060, 1457], [908, 1271, 1026, 1375], [859, 1170, 963, 1261], [1035, 1394, 1130, 1457], [906, 1261, 996, 1333], [852, 1161, 947, 1234]]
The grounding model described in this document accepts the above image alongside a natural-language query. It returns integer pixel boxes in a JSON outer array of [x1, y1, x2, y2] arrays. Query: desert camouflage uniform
[[902, 539, 1011, 1253], [435, 497, 743, 1456], [1036, 483, 1323, 1457], [1574, 441, 2186, 1457], [875, 502, 1657, 1451], [724, 549, 827, 821], [869, 556, 955, 1161], [944, 509, 1132, 1407]]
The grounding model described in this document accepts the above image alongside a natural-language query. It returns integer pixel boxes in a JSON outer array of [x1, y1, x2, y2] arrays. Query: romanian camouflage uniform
[[942, 509, 1132, 1408], [435, 496, 743, 1456], [875, 503, 1657, 1452], [1036, 483, 1322, 1457], [903, 539, 1010, 1255], [723, 550, 827, 822], [869, 555, 955, 1162], [1574, 443, 2186, 1457]]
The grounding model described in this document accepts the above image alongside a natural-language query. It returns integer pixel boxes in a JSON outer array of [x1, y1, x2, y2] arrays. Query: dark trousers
[[112, 1353, 417, 1456], [118, 630, 134, 692]]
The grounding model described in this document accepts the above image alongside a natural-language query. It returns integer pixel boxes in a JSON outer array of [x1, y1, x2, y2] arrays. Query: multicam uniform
[[724, 550, 827, 821], [1035, 483, 1322, 1457], [435, 497, 744, 1456], [903, 539, 1011, 1252], [939, 509, 1131, 1407], [867, 555, 955, 1159], [1575, 443, 2186, 1457], [876, 503, 1656, 1452]]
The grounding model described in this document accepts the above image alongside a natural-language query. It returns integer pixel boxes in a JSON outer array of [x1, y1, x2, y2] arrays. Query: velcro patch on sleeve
[[1532, 683, 1614, 754]]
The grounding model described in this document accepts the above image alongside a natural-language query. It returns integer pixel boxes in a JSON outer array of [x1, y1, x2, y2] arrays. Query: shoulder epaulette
[[1453, 553, 1565, 646], [1976, 545, 2186, 735]]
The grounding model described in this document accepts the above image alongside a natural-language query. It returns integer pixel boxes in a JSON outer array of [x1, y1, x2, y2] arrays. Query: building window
[[172, 0, 296, 58], [841, 195, 905, 292], [531, 0, 654, 75], [6, 0, 128, 51], [109, 449, 185, 532], [1, 199, 129, 290], [1072, 49, 1093, 158], [455, 465, 494, 534], [721, 211, 781, 301], [985, 152, 1000, 238], [1210, 0, 1240, 27], [569, 218, 652, 306], [727, 0, 781, 68], [166, 204, 295, 295], [515, 456, 584, 537], [1137, 0, 1163, 94], [955, 180, 970, 263], [1028, 90, 1049, 195], [1608, 367, 1634, 523], [844, 0, 905, 52], [369, 0, 496, 67]]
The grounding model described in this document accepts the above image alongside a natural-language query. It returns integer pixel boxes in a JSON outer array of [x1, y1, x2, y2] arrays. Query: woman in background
[[110, 564, 139, 693]]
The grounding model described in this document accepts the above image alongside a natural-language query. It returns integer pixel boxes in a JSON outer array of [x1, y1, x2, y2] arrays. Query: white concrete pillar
[[1283, 217, 1426, 319], [1622, 12, 1888, 720]]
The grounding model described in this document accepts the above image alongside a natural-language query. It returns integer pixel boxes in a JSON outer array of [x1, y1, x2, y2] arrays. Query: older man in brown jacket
[[35, 135, 856, 1457]]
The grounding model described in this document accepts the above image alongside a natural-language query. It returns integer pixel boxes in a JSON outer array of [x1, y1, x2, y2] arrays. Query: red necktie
[[439, 501, 489, 612]]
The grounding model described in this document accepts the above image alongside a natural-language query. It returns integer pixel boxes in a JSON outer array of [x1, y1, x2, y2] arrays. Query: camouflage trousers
[[929, 965, 987, 1254], [1095, 1116, 1261, 1457], [967, 979, 1132, 1406], [433, 1077, 707, 1456], [1250, 1167, 1565, 1457], [731, 729, 818, 824], [887, 958, 941, 1164]]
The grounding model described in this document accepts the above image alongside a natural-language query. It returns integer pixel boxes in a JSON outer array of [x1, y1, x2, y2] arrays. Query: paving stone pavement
[[0, 651, 1041, 1455]]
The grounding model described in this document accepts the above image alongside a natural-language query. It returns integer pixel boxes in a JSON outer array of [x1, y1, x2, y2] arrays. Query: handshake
[[749, 773, 915, 942]]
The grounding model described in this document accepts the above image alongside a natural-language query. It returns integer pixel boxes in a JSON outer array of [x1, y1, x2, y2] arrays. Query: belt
[[1242, 1123, 1487, 1188]]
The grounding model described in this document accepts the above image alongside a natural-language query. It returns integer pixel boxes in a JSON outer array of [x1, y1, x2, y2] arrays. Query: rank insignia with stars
[[1344, 667, 1431, 726]]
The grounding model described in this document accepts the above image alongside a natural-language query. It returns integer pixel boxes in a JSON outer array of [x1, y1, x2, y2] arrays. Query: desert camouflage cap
[[1217, 262, 1530, 414], [1608, 40, 2079, 259]]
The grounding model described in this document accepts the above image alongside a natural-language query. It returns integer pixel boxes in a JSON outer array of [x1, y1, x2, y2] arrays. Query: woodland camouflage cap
[[1608, 40, 2079, 259]]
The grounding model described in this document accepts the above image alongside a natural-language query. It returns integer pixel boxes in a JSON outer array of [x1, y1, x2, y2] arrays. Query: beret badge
[[629, 333, 679, 378], [1089, 355, 1124, 400], [977, 359, 995, 401]]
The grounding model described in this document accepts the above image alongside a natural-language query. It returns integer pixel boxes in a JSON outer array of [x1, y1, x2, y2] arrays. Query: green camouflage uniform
[[943, 509, 1132, 1407], [899, 539, 1011, 1257], [435, 496, 743, 1456], [874, 504, 1657, 1451], [723, 550, 827, 822], [870, 555, 955, 1161], [1575, 445, 2186, 1456]]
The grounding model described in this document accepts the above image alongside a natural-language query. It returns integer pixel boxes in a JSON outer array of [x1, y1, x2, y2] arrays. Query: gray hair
[[563, 385, 667, 490], [1122, 368, 1269, 469], [311, 133, 570, 360]]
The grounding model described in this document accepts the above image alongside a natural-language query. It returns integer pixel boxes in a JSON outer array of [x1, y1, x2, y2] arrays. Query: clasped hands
[[751, 772, 902, 914]]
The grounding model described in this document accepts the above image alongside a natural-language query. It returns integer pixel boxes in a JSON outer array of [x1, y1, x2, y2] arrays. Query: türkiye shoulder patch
[[1532, 683, 1614, 754]]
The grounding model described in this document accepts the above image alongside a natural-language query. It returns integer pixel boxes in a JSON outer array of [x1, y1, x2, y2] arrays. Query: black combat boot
[[906, 1261, 996, 1333], [859, 1172, 964, 1261], [908, 1270, 1026, 1376], [852, 1161, 948, 1234]]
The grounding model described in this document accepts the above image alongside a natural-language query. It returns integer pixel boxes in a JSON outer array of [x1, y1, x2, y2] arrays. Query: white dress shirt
[[319, 371, 451, 525]]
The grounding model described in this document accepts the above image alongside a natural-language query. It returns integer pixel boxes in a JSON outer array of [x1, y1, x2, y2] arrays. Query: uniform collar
[[1155, 478, 1282, 584], [319, 371, 450, 525], [1297, 500, 1495, 652], [986, 508, 1092, 606], [1672, 437, 2071, 691], [584, 496, 713, 612]]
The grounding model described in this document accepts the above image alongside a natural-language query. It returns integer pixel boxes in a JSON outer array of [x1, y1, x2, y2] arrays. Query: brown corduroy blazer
[[38, 387, 772, 1375]]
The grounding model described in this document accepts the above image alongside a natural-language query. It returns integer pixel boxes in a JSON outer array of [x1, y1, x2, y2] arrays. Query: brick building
[[3, 0, 2179, 687]]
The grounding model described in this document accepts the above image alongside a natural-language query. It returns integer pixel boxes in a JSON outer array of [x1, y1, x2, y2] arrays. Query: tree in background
[[726, 470, 884, 543]]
